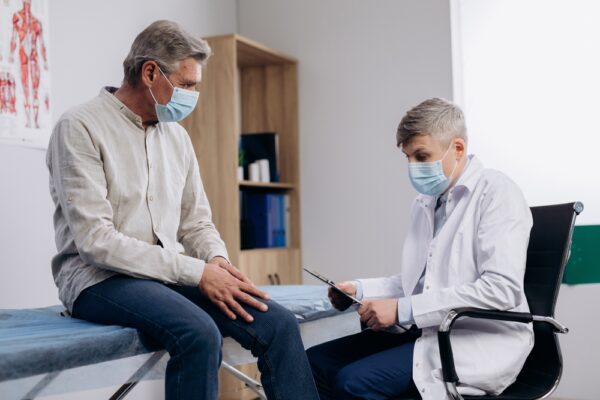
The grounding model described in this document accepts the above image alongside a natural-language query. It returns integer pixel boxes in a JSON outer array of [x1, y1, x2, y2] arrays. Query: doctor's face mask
[[403, 137, 459, 196]]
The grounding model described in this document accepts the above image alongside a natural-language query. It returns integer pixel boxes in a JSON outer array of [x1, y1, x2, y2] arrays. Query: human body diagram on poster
[[0, 0, 50, 148]]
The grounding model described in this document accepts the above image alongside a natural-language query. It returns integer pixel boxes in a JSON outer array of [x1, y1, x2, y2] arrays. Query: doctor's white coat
[[358, 156, 534, 399]]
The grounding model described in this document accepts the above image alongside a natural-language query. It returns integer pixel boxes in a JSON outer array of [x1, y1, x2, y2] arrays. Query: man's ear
[[140, 60, 158, 88]]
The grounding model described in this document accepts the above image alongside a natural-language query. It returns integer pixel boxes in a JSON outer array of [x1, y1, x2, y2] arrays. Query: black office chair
[[434, 202, 583, 400]]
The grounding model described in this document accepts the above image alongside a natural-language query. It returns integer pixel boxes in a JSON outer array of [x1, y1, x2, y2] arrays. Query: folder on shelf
[[247, 193, 269, 248], [267, 194, 276, 247], [271, 194, 286, 248], [240, 192, 289, 249], [277, 195, 287, 247], [284, 194, 290, 247]]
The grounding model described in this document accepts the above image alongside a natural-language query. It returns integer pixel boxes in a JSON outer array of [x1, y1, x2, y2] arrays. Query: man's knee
[[263, 301, 300, 336], [251, 301, 300, 356], [171, 316, 222, 357]]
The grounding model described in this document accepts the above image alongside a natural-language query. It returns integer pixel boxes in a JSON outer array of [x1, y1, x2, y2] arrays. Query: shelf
[[185, 33, 301, 400], [241, 247, 299, 254], [206, 34, 297, 67], [239, 181, 295, 190]]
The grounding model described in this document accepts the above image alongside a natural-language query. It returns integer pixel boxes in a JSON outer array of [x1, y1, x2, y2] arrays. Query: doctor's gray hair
[[396, 98, 467, 147], [122, 20, 211, 86]]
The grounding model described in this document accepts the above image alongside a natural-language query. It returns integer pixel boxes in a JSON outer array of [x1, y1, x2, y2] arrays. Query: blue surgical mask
[[408, 143, 458, 196], [149, 67, 199, 122]]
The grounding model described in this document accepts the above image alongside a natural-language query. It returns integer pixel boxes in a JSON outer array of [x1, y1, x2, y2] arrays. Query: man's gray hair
[[396, 98, 467, 147], [123, 20, 212, 86]]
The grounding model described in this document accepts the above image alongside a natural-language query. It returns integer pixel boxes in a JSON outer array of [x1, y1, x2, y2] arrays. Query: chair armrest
[[437, 308, 568, 386], [437, 308, 532, 385]]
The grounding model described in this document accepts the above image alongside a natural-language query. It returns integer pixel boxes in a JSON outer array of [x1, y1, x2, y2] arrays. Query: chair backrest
[[523, 202, 582, 317], [501, 202, 582, 399]]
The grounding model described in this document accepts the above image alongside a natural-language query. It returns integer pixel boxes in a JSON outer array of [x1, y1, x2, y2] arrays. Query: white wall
[[451, 1, 600, 398], [451, 0, 600, 225], [238, 0, 454, 283], [555, 285, 600, 399], [0, 0, 237, 309], [0, 1, 237, 399], [50, 0, 238, 122]]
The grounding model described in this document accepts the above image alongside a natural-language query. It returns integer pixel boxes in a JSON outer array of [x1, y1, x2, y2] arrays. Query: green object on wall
[[563, 225, 600, 284]]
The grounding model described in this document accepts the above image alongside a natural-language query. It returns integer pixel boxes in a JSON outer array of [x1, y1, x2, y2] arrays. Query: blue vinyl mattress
[[0, 285, 343, 381]]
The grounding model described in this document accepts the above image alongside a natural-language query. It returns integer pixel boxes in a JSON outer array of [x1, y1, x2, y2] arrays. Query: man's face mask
[[149, 67, 199, 122], [407, 142, 458, 196]]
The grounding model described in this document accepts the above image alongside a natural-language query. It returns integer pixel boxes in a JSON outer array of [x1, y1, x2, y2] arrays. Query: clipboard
[[303, 267, 408, 332], [303, 267, 362, 305]]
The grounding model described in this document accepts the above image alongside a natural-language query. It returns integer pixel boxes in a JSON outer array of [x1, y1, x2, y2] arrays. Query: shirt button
[[426, 285, 430, 290], [415, 362, 420, 367], [154, 225, 159, 231], [149, 195, 154, 201], [149, 163, 153, 169], [421, 388, 426, 393]]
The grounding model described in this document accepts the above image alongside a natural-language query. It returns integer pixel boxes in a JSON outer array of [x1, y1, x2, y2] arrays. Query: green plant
[[238, 148, 245, 167]]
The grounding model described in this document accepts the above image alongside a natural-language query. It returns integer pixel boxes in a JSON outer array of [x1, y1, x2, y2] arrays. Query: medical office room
[[0, 0, 598, 399]]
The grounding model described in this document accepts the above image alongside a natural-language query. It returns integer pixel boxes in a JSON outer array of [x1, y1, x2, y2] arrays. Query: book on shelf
[[239, 132, 280, 182], [240, 191, 289, 250], [283, 194, 290, 247]]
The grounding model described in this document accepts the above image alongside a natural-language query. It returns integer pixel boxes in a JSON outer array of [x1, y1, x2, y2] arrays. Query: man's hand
[[328, 281, 357, 311], [208, 256, 258, 288], [358, 299, 399, 331], [199, 262, 269, 323]]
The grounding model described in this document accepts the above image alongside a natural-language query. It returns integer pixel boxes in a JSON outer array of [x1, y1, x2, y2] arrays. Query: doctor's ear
[[453, 138, 466, 159]]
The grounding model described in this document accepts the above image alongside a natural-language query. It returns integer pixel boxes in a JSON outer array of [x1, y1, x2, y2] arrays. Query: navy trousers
[[307, 327, 421, 400]]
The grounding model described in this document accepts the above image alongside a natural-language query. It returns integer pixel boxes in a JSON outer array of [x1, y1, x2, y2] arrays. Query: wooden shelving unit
[[180, 34, 301, 400], [238, 180, 295, 190]]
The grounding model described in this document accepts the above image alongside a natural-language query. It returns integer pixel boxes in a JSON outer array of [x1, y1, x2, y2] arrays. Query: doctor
[[307, 98, 534, 399]]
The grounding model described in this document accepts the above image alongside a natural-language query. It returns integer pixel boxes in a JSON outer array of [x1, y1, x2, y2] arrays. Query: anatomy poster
[[0, 0, 50, 148]]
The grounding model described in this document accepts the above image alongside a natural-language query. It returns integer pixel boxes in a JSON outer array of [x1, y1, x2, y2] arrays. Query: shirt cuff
[[353, 280, 364, 300], [207, 254, 230, 264], [397, 296, 414, 325], [178, 254, 205, 286], [206, 249, 230, 264]]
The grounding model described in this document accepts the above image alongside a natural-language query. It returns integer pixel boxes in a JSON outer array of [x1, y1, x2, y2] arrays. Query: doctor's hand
[[199, 263, 270, 323], [358, 299, 399, 331], [328, 281, 357, 311]]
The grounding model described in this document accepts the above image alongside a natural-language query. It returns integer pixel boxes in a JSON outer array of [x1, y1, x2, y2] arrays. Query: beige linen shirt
[[46, 87, 228, 312]]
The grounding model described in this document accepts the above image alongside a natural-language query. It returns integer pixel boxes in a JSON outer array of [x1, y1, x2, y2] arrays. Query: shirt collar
[[415, 154, 483, 208], [454, 154, 483, 193], [100, 86, 145, 129]]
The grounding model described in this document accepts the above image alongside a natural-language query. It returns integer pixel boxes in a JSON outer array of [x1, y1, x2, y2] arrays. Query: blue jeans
[[72, 275, 319, 400], [307, 328, 421, 400]]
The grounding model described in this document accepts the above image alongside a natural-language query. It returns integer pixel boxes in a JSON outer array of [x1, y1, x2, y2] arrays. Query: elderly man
[[307, 98, 534, 399], [46, 20, 318, 400]]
